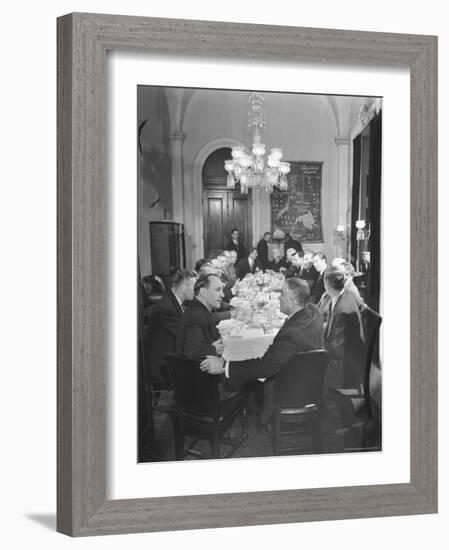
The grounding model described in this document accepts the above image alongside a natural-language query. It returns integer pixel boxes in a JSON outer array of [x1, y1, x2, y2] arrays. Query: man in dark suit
[[236, 247, 263, 280], [175, 273, 225, 361], [283, 233, 303, 259], [225, 228, 248, 263], [267, 247, 287, 272], [309, 252, 328, 304], [256, 232, 271, 270], [284, 250, 304, 279], [323, 267, 364, 388], [222, 250, 237, 287], [200, 278, 324, 422], [146, 269, 196, 383], [300, 252, 319, 289]]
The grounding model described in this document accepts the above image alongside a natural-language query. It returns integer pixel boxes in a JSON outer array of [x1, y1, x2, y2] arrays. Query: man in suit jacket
[[267, 247, 287, 272], [256, 232, 271, 270], [331, 258, 367, 312], [222, 250, 237, 287], [323, 267, 364, 389], [200, 278, 324, 422], [309, 252, 328, 304], [236, 247, 263, 280], [225, 228, 248, 263], [146, 269, 196, 383], [300, 252, 319, 288], [284, 250, 304, 279], [175, 273, 225, 361], [283, 233, 303, 259], [318, 260, 367, 322]]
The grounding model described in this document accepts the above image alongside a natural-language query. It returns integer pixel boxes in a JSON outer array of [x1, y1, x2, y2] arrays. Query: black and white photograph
[[3, 0, 442, 544], [137, 86, 383, 462]]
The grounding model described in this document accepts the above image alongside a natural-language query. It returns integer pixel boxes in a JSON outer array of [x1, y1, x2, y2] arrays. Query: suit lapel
[[169, 290, 183, 316], [325, 291, 344, 338], [277, 309, 303, 336]]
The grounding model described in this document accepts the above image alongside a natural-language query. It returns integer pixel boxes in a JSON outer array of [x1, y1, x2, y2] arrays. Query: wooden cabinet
[[149, 221, 185, 275]]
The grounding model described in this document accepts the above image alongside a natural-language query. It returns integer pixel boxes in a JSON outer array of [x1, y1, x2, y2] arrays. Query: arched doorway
[[202, 148, 252, 257]]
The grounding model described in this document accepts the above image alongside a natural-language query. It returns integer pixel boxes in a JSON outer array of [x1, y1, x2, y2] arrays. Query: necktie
[[325, 301, 333, 338]]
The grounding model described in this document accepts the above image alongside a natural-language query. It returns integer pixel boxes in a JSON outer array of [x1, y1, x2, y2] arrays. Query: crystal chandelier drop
[[224, 92, 290, 194]]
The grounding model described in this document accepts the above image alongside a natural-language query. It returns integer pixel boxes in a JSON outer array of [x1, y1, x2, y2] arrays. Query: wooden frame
[[57, 13, 437, 536]]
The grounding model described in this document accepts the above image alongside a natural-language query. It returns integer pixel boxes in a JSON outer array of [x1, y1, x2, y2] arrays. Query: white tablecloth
[[222, 328, 279, 362]]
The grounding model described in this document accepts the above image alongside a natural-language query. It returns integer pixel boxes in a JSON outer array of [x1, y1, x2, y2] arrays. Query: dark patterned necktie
[[325, 301, 333, 338]]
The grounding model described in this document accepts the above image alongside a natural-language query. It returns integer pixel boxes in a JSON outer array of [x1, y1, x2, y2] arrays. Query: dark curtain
[[350, 134, 362, 265], [138, 257, 153, 457], [367, 111, 382, 312]]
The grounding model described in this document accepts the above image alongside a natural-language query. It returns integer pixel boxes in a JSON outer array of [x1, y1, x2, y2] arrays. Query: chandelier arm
[[225, 92, 288, 193]]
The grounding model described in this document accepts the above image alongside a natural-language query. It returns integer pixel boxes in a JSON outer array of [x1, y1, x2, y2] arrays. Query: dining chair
[[271, 349, 329, 455], [165, 354, 248, 460], [141, 275, 166, 308], [329, 306, 382, 451]]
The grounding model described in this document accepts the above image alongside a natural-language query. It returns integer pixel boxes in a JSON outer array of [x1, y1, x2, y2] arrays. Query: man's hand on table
[[200, 355, 225, 375]]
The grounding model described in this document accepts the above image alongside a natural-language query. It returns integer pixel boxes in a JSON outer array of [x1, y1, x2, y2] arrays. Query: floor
[[139, 389, 381, 463]]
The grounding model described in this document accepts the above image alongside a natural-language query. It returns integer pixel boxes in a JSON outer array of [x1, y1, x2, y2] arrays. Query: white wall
[[138, 86, 174, 274], [1, 2, 446, 550], [183, 90, 346, 263]]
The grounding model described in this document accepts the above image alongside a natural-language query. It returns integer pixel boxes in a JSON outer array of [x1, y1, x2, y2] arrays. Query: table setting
[[218, 271, 287, 361]]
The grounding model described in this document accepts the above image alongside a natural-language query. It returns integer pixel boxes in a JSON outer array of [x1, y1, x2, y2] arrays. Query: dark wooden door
[[202, 147, 252, 258], [203, 191, 228, 256], [202, 190, 252, 257], [227, 192, 252, 250]]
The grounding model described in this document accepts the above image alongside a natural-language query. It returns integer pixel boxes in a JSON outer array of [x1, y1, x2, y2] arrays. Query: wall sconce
[[356, 219, 371, 241], [335, 224, 347, 259], [336, 224, 346, 238], [355, 220, 371, 273]]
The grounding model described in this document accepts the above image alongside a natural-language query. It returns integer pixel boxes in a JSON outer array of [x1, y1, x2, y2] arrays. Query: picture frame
[[57, 12, 437, 536]]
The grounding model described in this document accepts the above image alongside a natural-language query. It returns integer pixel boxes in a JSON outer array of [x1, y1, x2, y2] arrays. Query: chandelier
[[224, 92, 290, 194]]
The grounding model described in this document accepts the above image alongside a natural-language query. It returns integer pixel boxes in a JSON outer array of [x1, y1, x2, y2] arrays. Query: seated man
[[214, 250, 233, 302], [236, 247, 263, 280], [194, 258, 212, 275], [332, 258, 367, 312], [222, 250, 237, 287], [323, 267, 364, 389], [284, 247, 296, 269], [310, 252, 327, 304], [284, 250, 304, 279], [176, 273, 225, 361], [228, 250, 238, 283], [283, 233, 303, 258], [200, 278, 324, 423], [267, 247, 287, 272], [145, 268, 196, 384], [318, 259, 366, 319], [300, 252, 319, 288]]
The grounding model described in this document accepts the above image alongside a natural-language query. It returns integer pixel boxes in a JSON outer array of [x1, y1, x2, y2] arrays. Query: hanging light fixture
[[224, 92, 291, 194]]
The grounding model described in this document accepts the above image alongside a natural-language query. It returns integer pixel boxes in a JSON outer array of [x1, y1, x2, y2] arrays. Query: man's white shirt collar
[[171, 289, 183, 309]]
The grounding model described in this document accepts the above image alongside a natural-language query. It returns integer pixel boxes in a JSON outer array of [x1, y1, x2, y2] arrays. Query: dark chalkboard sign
[[271, 161, 323, 242]]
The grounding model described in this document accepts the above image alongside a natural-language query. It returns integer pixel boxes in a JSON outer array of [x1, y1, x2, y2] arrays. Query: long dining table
[[220, 324, 279, 362], [218, 270, 286, 363]]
